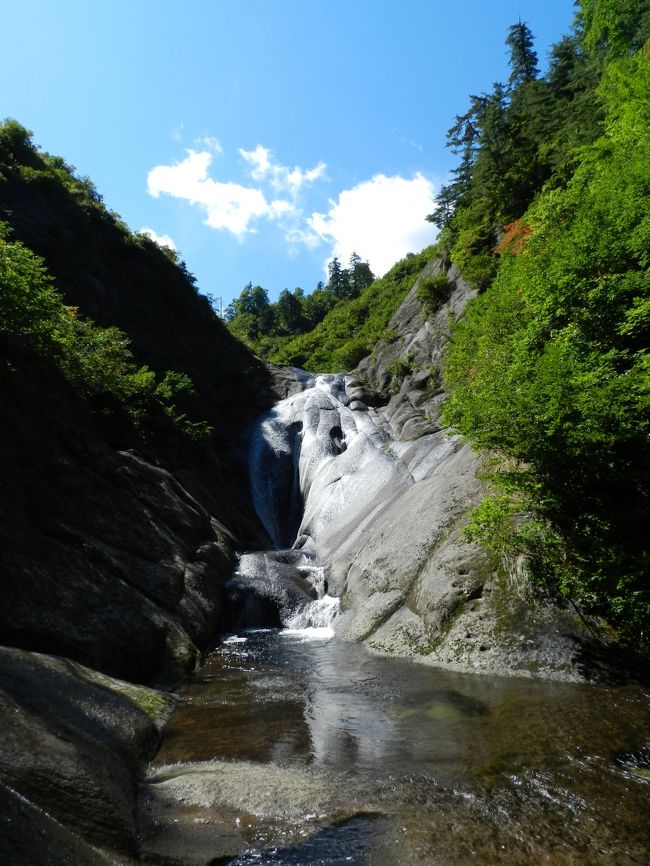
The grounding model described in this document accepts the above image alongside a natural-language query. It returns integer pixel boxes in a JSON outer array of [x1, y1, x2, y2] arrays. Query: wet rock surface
[[139, 629, 650, 866], [1, 252, 642, 865], [303, 258, 608, 681], [253, 356, 596, 681], [139, 760, 351, 865], [0, 647, 174, 860]]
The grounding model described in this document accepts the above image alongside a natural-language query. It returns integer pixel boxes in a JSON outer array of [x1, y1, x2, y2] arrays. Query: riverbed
[[139, 627, 650, 865]]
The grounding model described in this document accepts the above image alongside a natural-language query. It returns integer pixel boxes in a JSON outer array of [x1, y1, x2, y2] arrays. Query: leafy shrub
[[387, 353, 415, 394], [274, 246, 436, 371], [0, 229, 70, 357], [332, 338, 371, 370], [0, 227, 210, 440], [443, 44, 650, 646], [415, 273, 450, 316]]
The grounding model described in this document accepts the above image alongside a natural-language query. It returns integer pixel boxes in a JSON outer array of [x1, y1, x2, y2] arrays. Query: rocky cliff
[[230, 257, 602, 683], [328, 257, 610, 680], [0, 127, 624, 864], [0, 126, 277, 685], [0, 126, 276, 863]]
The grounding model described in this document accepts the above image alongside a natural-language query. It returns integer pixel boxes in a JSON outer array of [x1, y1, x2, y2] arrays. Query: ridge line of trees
[[224, 253, 374, 356]]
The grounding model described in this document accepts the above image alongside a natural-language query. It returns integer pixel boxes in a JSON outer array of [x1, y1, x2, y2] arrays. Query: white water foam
[[283, 593, 340, 639], [246, 372, 400, 641]]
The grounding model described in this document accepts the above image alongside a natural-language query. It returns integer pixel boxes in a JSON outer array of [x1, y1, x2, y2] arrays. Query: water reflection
[[151, 630, 650, 865]]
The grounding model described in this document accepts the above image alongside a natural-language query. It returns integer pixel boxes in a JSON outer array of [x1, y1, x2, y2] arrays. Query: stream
[[142, 627, 650, 865], [140, 372, 650, 865]]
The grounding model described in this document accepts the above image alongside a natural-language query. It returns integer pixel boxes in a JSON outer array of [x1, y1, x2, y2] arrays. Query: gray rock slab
[[0, 782, 131, 866], [139, 760, 359, 865], [0, 647, 174, 855], [1, 446, 238, 684]]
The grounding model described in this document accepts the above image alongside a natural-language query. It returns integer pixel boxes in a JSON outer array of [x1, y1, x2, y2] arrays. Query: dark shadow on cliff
[[0, 125, 278, 682]]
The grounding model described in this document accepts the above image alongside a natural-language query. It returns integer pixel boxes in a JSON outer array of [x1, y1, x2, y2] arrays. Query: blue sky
[[3, 0, 576, 306]]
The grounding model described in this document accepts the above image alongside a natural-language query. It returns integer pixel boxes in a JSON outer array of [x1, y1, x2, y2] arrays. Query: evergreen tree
[[438, 3, 650, 645], [580, 0, 650, 60], [428, 96, 483, 228], [471, 83, 509, 216], [275, 288, 304, 333], [302, 280, 336, 328], [348, 252, 374, 296], [327, 257, 352, 299], [505, 21, 539, 88], [224, 282, 272, 341]]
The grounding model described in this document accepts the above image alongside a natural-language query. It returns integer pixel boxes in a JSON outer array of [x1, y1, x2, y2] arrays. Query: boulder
[[0, 647, 174, 857]]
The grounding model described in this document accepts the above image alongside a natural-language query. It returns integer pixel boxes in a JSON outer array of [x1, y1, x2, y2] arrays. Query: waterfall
[[233, 371, 405, 638], [284, 564, 340, 635], [228, 549, 340, 636]]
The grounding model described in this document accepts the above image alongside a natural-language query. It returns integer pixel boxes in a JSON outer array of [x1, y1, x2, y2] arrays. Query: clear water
[[145, 629, 650, 865]]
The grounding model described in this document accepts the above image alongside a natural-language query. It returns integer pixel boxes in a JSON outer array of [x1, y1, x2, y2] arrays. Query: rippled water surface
[[147, 630, 650, 865]]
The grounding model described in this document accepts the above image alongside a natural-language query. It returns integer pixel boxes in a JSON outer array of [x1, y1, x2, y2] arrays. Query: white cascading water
[[243, 372, 411, 637], [283, 564, 340, 636]]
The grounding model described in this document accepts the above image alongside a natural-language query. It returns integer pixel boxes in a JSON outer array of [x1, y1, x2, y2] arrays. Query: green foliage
[[0, 120, 40, 168], [443, 41, 650, 645], [331, 337, 372, 370], [429, 10, 619, 287], [275, 287, 305, 333], [580, 0, 650, 60], [272, 247, 435, 371], [387, 353, 415, 394], [0, 228, 71, 357], [415, 273, 450, 316], [0, 227, 210, 440], [0, 118, 265, 440], [505, 21, 539, 86], [225, 283, 273, 343], [225, 252, 375, 358]]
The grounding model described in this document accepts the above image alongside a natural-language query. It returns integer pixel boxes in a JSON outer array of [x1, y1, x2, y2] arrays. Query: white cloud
[[147, 149, 289, 239], [139, 226, 177, 251], [239, 144, 327, 194], [196, 135, 223, 153], [269, 199, 297, 219], [283, 226, 322, 250], [308, 173, 437, 276], [240, 144, 272, 180], [147, 143, 438, 273], [148, 144, 328, 241]]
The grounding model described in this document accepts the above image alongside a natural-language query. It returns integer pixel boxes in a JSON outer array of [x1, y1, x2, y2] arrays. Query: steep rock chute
[[226, 372, 413, 633]]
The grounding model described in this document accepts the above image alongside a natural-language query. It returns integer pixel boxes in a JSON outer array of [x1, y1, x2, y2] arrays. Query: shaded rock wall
[[0, 130, 275, 684], [0, 647, 174, 862], [0, 131, 282, 861], [1, 445, 238, 685], [0, 359, 264, 685]]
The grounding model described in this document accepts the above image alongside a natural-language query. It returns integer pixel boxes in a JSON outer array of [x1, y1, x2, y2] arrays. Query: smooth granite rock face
[[248, 259, 597, 681], [247, 367, 592, 679], [139, 760, 357, 865], [0, 647, 174, 859], [333, 259, 598, 679]]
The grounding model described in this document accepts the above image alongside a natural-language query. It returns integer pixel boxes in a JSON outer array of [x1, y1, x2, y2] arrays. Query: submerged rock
[[139, 759, 360, 865]]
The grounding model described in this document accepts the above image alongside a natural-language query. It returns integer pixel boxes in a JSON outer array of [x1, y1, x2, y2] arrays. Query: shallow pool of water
[[144, 629, 650, 865]]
